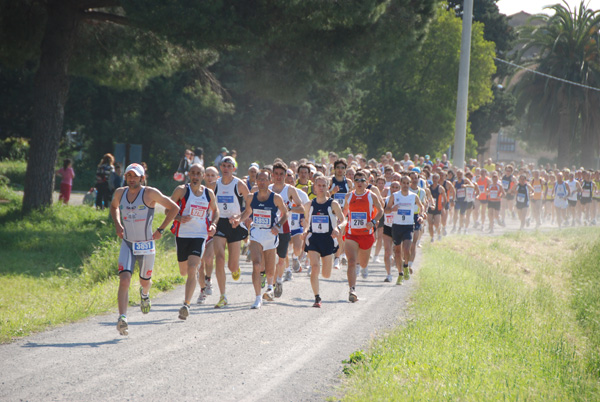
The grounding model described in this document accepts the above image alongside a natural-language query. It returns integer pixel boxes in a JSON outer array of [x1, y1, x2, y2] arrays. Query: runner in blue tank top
[[237, 170, 288, 309]]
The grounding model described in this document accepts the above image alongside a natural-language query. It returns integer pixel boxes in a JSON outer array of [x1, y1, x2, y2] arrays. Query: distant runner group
[[109, 153, 600, 335]]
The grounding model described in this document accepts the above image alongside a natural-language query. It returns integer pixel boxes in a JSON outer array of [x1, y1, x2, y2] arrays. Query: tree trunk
[[22, 1, 80, 213]]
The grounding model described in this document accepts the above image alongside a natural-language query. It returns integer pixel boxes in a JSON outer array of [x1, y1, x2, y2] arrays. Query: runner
[[475, 169, 491, 230], [566, 172, 582, 225], [269, 161, 305, 296], [303, 175, 346, 307], [286, 169, 310, 274], [451, 169, 475, 233], [580, 170, 596, 225], [342, 169, 384, 302], [110, 163, 179, 335], [530, 170, 545, 228], [554, 172, 570, 228], [500, 166, 516, 226], [463, 170, 478, 233], [237, 170, 288, 309], [408, 171, 428, 264], [382, 180, 401, 282], [385, 175, 425, 285], [169, 164, 219, 319], [329, 159, 353, 269], [427, 173, 446, 242], [196, 166, 221, 304], [440, 170, 455, 236], [486, 172, 506, 233], [212, 156, 251, 308], [510, 173, 534, 230]]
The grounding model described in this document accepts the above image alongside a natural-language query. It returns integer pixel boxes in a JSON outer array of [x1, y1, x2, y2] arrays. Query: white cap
[[125, 163, 145, 176]]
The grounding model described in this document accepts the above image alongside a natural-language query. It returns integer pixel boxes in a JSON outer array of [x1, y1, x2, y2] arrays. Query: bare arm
[[273, 193, 288, 235], [146, 187, 180, 240], [110, 188, 125, 239]]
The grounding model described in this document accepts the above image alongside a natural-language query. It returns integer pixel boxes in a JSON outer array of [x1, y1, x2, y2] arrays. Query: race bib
[[456, 188, 466, 198], [502, 180, 510, 190], [397, 208, 411, 222], [189, 203, 208, 218], [478, 185, 485, 192], [384, 213, 394, 226], [517, 194, 526, 203], [490, 190, 498, 199], [534, 185, 542, 193], [350, 212, 367, 229], [253, 209, 272, 229], [582, 189, 591, 198], [133, 240, 155, 255], [290, 212, 301, 230], [311, 215, 329, 233], [334, 193, 346, 207], [217, 195, 234, 211]]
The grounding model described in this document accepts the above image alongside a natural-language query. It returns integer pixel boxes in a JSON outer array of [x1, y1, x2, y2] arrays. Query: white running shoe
[[361, 267, 369, 279], [117, 315, 128, 336], [283, 270, 293, 282], [333, 257, 341, 270], [306, 265, 312, 275], [197, 289, 206, 305], [292, 258, 301, 273], [384, 274, 393, 282], [251, 297, 262, 309], [205, 279, 213, 295], [178, 304, 190, 320]]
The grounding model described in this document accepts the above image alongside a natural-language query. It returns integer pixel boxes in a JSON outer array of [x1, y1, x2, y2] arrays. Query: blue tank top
[[516, 183, 529, 206], [308, 198, 335, 235], [250, 191, 278, 229], [331, 177, 349, 208]]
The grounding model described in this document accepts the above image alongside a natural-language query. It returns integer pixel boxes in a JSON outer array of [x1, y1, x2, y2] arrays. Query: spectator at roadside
[[214, 147, 228, 169], [56, 158, 75, 205], [95, 153, 114, 209], [109, 163, 123, 194], [177, 149, 193, 182], [193, 147, 204, 167]]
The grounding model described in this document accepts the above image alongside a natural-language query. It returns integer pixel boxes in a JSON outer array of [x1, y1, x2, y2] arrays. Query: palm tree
[[513, 1, 600, 168]]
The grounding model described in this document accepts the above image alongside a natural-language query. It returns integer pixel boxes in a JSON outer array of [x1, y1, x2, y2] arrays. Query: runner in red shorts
[[342, 169, 383, 302]]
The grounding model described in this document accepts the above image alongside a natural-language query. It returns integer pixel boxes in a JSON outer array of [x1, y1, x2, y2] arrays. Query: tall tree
[[0, 0, 438, 212], [346, 7, 496, 158], [513, 1, 600, 168]]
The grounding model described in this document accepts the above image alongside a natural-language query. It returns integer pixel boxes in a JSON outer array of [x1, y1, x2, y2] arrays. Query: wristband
[[157, 228, 164, 234]]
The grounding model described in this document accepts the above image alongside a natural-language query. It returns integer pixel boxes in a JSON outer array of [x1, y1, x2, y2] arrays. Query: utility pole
[[453, 0, 473, 169]]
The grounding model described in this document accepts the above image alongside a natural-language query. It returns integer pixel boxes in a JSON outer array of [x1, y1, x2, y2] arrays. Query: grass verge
[[0, 185, 183, 343], [340, 228, 600, 401]]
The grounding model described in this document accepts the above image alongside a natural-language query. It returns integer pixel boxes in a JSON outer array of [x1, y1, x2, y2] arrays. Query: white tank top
[[119, 187, 154, 242], [567, 180, 578, 201], [215, 178, 244, 218], [268, 183, 290, 233], [177, 186, 211, 238], [392, 191, 416, 226]]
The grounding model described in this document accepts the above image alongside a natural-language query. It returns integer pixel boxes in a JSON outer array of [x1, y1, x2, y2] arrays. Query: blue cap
[[411, 167, 421, 173]]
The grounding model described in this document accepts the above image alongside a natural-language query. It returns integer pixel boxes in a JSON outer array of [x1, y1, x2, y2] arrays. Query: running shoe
[[197, 289, 207, 305], [292, 258, 301, 273], [396, 273, 404, 285], [232, 268, 241, 281], [262, 289, 274, 301], [178, 304, 190, 320], [384, 274, 393, 283], [403, 266, 410, 280], [260, 271, 266, 288], [372, 256, 381, 263], [116, 315, 128, 336], [341, 255, 348, 265], [214, 295, 228, 309], [348, 290, 358, 303], [442, 227, 447, 236], [313, 295, 322, 308], [241, 242, 248, 256], [306, 265, 312, 276], [355, 266, 360, 276], [283, 270, 293, 282], [333, 257, 341, 270], [205, 279, 213, 295], [251, 298, 262, 309], [140, 287, 151, 314], [361, 267, 369, 279], [437, 234, 442, 241], [274, 282, 283, 298]]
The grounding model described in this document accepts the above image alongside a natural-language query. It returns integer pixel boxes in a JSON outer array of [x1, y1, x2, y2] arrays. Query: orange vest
[[477, 177, 490, 201], [346, 190, 375, 235], [488, 183, 502, 202]]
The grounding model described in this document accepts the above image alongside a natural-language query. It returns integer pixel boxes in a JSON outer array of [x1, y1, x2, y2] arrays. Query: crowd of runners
[[109, 152, 600, 335]]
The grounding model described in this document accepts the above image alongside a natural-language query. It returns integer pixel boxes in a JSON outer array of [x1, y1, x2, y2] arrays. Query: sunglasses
[[354, 178, 367, 183]]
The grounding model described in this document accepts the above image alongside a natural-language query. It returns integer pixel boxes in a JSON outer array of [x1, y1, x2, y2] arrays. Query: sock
[[293, 256, 298, 261], [277, 277, 283, 284], [119, 314, 127, 320], [285, 267, 292, 273], [267, 285, 273, 291], [408, 262, 413, 267], [255, 295, 262, 302]]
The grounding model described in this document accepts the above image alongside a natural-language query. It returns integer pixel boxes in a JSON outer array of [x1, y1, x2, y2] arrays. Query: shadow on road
[[23, 339, 124, 348]]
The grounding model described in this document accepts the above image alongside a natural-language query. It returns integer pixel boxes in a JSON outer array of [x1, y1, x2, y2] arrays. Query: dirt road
[[0, 252, 419, 401]]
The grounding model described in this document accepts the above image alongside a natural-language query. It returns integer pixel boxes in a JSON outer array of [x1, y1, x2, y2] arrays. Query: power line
[[494, 57, 600, 92]]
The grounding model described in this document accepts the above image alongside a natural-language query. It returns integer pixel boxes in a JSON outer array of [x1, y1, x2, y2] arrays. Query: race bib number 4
[[350, 212, 367, 228], [253, 209, 272, 229], [311, 215, 329, 233], [133, 240, 155, 255]]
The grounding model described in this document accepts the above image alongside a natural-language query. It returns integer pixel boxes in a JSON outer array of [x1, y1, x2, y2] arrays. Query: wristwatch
[[157, 228, 164, 234], [371, 219, 377, 226], [276, 222, 282, 229]]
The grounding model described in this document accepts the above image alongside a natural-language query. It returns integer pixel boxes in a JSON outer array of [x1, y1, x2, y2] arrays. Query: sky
[[497, 0, 600, 16]]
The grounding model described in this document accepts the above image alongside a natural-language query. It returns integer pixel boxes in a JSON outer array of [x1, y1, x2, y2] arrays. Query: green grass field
[[0, 183, 183, 343], [340, 229, 600, 401]]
